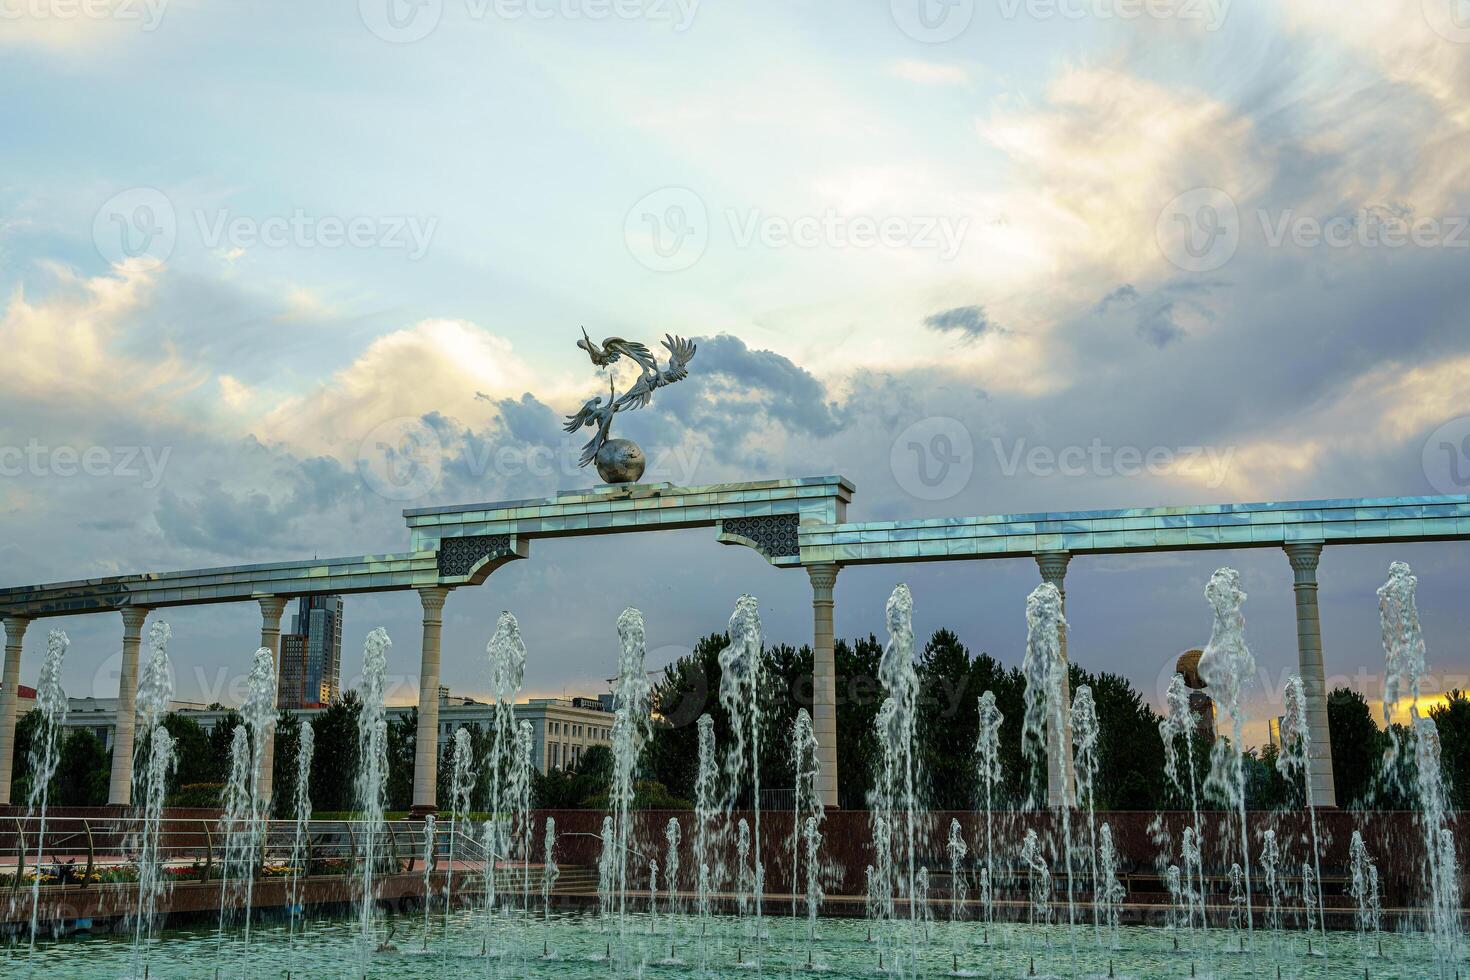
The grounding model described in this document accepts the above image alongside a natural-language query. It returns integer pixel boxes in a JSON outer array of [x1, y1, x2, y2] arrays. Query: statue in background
[[564, 328, 697, 484]]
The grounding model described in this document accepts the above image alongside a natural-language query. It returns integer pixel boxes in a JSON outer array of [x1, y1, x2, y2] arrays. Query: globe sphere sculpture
[[595, 438, 646, 484]]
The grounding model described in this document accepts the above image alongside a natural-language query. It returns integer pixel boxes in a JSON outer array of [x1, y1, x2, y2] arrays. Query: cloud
[[0, 260, 209, 420], [885, 59, 970, 86], [1135, 303, 1184, 348], [0, 1, 169, 51], [979, 66, 1270, 285], [151, 437, 364, 557], [257, 318, 543, 460], [658, 333, 848, 440], [924, 305, 999, 342], [1095, 285, 1139, 313]]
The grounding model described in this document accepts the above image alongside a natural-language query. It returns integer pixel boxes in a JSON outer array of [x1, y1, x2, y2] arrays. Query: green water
[[4, 908, 1456, 979]]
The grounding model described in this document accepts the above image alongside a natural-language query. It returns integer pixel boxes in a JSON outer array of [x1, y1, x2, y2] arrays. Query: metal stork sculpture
[[564, 328, 697, 484]]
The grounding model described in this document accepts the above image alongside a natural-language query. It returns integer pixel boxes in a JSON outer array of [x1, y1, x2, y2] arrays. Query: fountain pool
[[9, 907, 1458, 979]]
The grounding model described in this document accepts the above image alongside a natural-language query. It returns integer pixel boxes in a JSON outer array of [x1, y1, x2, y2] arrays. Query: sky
[[2, 0, 1469, 747]]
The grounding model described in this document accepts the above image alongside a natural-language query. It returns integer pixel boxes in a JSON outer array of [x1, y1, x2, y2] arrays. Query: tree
[[1430, 690, 1470, 809], [834, 635, 884, 810], [161, 713, 214, 792], [309, 692, 362, 812], [206, 711, 243, 784], [270, 713, 304, 819], [52, 729, 110, 807], [916, 629, 979, 810], [643, 632, 727, 804], [532, 743, 614, 809], [579, 744, 614, 783], [8, 710, 40, 805], [1327, 687, 1387, 809], [1070, 666, 1167, 811], [1244, 744, 1292, 811], [387, 707, 416, 812], [969, 652, 1027, 808], [8, 713, 112, 807], [642, 632, 812, 809]]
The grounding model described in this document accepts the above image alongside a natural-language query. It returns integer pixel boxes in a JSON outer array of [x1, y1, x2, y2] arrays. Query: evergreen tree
[[1327, 687, 1387, 809], [1430, 690, 1470, 808], [53, 729, 110, 807], [834, 635, 884, 810], [916, 628, 977, 810], [386, 707, 416, 812], [309, 692, 362, 812]]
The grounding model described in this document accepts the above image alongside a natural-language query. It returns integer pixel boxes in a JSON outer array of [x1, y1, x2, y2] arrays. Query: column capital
[[806, 563, 840, 595], [418, 586, 453, 617], [1285, 541, 1325, 580], [1035, 551, 1072, 587], [120, 606, 151, 631], [258, 595, 289, 622], [3, 616, 30, 645]]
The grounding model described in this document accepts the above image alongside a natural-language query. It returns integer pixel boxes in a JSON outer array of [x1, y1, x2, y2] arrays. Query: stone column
[[1285, 542, 1337, 808], [808, 564, 841, 809], [1035, 552, 1075, 809], [0, 616, 31, 805], [412, 586, 452, 817], [108, 606, 150, 806], [256, 596, 289, 807]]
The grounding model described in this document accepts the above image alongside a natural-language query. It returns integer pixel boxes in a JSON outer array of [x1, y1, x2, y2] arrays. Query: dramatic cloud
[[4, 2, 1470, 736], [924, 305, 999, 342]]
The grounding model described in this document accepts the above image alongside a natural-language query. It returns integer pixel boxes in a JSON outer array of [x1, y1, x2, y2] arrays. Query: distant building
[[1175, 649, 1217, 742], [277, 595, 343, 709], [56, 696, 210, 752]]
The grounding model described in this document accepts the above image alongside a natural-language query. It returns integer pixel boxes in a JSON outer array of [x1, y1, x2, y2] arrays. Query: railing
[[0, 815, 488, 890]]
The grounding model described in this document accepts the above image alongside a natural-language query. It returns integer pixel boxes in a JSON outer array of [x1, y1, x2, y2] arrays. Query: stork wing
[[563, 398, 602, 433], [614, 374, 656, 412], [604, 338, 656, 373], [578, 433, 601, 467], [660, 334, 696, 383]]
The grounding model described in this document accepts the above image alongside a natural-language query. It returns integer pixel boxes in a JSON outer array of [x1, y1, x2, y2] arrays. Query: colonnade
[[0, 544, 1338, 810]]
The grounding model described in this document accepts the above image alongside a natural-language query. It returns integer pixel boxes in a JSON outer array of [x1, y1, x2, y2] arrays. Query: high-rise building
[[276, 595, 343, 709]]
